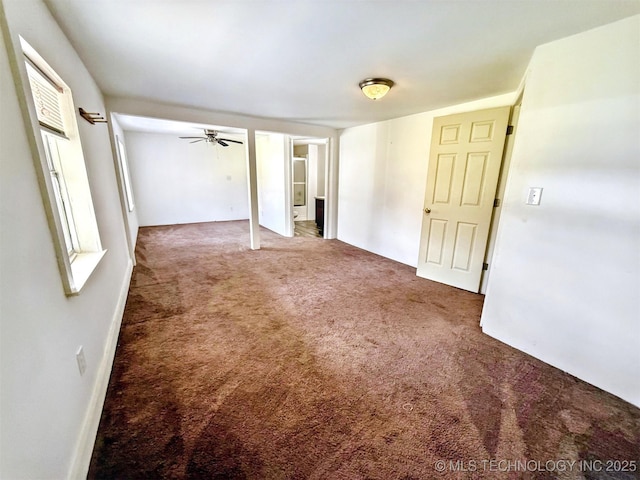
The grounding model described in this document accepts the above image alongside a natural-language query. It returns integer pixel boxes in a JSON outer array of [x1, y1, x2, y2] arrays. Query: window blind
[[25, 61, 66, 136]]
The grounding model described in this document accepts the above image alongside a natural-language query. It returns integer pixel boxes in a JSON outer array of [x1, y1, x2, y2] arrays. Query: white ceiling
[[113, 114, 246, 137], [45, 0, 640, 130]]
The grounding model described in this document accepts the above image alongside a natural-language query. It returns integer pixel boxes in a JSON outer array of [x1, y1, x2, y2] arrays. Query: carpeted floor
[[89, 221, 640, 479]]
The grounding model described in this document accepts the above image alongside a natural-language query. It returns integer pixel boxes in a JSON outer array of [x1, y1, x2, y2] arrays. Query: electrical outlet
[[76, 346, 87, 376], [526, 187, 543, 205]]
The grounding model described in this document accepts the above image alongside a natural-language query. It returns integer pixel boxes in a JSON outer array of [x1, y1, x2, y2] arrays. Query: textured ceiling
[[44, 0, 640, 130]]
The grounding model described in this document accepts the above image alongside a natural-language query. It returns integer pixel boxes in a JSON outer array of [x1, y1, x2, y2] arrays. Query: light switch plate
[[526, 187, 543, 205]]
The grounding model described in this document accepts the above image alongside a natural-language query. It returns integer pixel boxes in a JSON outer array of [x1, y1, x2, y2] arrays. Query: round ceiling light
[[359, 78, 395, 100]]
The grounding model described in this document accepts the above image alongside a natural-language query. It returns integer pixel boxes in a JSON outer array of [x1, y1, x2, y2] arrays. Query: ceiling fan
[[179, 129, 243, 147]]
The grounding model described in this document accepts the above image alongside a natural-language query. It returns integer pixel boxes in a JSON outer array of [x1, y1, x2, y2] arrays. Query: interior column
[[246, 128, 260, 249]]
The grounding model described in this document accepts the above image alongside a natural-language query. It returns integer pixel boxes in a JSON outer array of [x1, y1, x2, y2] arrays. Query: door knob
[[424, 207, 431, 214]]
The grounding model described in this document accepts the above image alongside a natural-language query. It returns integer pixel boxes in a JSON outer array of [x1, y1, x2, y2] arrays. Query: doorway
[[291, 138, 328, 238]]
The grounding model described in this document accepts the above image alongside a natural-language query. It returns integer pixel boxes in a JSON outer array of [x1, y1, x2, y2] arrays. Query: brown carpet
[[89, 221, 640, 480]]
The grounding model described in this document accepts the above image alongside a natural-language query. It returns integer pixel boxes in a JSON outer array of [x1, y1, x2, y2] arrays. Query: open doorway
[[291, 138, 328, 238], [254, 132, 331, 239]]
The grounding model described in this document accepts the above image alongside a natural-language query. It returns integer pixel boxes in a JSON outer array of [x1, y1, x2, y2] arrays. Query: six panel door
[[416, 106, 510, 292]]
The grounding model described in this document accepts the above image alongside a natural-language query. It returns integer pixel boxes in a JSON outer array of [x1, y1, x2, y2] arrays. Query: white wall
[[106, 96, 340, 238], [338, 93, 515, 267], [0, 0, 133, 477], [481, 16, 640, 407], [317, 143, 326, 198], [125, 131, 249, 226], [307, 144, 318, 221], [109, 115, 139, 253], [256, 132, 290, 236]]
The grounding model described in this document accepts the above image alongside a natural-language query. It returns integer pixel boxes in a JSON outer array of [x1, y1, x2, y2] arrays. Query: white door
[[417, 106, 510, 292]]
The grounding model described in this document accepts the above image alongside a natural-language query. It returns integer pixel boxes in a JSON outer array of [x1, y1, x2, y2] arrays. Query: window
[[41, 132, 80, 256], [19, 37, 105, 295], [116, 136, 135, 212]]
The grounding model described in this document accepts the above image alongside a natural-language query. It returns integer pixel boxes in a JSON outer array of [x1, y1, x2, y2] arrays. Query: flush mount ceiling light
[[359, 78, 394, 100]]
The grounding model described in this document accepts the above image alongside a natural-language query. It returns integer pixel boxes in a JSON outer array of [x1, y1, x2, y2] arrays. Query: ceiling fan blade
[[218, 138, 243, 144], [180, 136, 206, 139], [217, 140, 229, 147], [190, 139, 205, 143]]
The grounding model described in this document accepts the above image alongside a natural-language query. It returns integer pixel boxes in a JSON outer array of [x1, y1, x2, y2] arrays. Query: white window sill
[[68, 250, 106, 295]]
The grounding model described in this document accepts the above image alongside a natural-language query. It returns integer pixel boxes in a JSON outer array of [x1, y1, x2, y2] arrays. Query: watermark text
[[433, 459, 637, 474]]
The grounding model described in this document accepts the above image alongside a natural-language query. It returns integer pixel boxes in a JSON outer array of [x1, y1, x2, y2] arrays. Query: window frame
[[12, 36, 106, 295], [41, 131, 80, 258], [115, 135, 135, 213]]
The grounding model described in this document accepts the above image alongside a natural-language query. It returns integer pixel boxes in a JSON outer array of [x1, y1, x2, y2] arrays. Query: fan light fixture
[[359, 78, 394, 100]]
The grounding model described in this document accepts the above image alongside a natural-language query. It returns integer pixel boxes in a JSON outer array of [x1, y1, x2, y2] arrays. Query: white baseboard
[[68, 259, 133, 479]]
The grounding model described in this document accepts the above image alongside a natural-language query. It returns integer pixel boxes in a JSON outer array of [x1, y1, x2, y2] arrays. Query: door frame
[[479, 91, 524, 294], [288, 136, 330, 238]]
